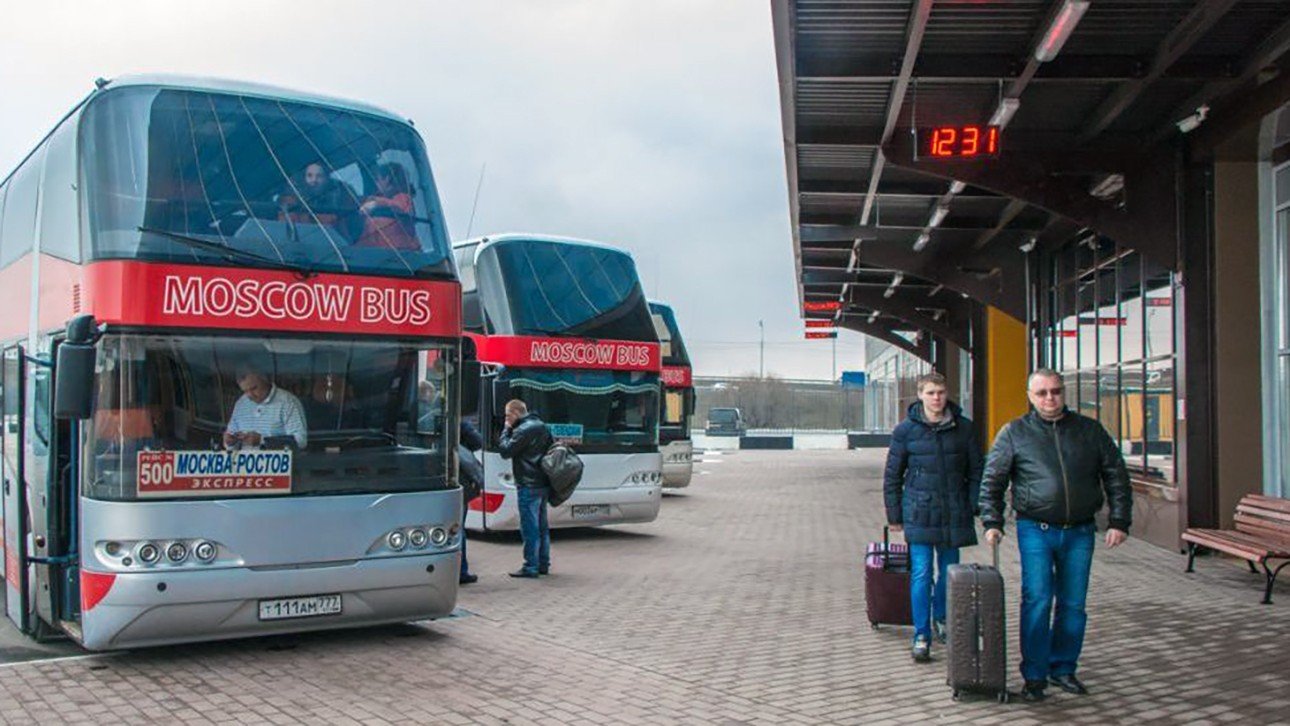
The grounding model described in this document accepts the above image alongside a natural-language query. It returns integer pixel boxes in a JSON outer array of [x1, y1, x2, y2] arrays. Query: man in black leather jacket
[[498, 399, 554, 578], [979, 369, 1132, 702]]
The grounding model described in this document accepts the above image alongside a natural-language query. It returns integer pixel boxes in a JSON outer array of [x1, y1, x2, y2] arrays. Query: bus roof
[[454, 233, 634, 261], [100, 74, 412, 126]]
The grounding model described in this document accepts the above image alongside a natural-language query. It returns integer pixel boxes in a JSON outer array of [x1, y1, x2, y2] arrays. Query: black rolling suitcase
[[945, 544, 1009, 703]]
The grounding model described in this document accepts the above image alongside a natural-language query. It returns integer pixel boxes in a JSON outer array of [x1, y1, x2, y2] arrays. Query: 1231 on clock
[[915, 126, 1001, 160]]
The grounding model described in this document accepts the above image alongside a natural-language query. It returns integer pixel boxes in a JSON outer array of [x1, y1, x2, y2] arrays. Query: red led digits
[[918, 126, 1001, 160]]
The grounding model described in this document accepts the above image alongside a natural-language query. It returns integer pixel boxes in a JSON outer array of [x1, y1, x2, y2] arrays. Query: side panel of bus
[[2, 346, 28, 630]]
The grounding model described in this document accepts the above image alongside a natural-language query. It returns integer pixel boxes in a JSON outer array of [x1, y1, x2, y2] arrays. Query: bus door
[[2, 346, 28, 631], [25, 340, 79, 634]]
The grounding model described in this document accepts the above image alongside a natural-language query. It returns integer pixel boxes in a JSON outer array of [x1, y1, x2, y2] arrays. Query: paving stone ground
[[1, 449, 1288, 724]]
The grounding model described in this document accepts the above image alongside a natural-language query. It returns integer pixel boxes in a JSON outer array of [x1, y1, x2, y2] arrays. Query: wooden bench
[[1182, 494, 1290, 604]]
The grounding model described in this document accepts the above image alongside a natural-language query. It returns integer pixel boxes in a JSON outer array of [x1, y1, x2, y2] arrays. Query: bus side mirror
[[54, 315, 98, 420]]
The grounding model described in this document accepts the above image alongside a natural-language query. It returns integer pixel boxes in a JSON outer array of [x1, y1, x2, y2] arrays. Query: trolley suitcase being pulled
[[945, 544, 1009, 703], [864, 526, 912, 628]]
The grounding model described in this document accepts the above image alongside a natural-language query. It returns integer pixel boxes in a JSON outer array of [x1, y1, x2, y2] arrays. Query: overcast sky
[[0, 1, 868, 379]]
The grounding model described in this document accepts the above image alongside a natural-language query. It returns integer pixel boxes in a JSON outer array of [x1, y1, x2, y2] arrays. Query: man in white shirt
[[224, 368, 308, 449]]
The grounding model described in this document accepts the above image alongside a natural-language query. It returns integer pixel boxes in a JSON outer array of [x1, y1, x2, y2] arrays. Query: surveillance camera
[[1176, 105, 1209, 134]]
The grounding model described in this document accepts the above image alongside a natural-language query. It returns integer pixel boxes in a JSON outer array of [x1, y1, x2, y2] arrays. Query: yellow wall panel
[[985, 307, 1029, 446]]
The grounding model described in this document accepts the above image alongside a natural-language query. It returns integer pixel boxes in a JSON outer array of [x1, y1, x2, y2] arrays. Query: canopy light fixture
[[1034, 0, 1090, 62], [913, 233, 931, 252], [990, 98, 1021, 130]]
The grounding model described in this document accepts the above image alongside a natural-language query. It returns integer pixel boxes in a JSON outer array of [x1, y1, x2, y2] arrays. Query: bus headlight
[[429, 527, 449, 546], [193, 541, 217, 562], [166, 542, 188, 563], [408, 529, 428, 548], [388, 530, 408, 551], [136, 542, 162, 565]]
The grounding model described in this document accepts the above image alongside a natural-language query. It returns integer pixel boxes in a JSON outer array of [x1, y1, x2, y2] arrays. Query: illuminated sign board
[[804, 320, 835, 329], [803, 301, 842, 312], [915, 125, 1001, 160], [805, 331, 838, 339]]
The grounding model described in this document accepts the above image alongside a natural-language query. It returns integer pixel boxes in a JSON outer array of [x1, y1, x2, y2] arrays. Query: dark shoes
[[932, 620, 947, 644], [1021, 681, 1048, 702], [508, 569, 540, 579], [1049, 674, 1089, 695], [458, 573, 478, 585], [538, 566, 550, 575], [911, 636, 931, 662]]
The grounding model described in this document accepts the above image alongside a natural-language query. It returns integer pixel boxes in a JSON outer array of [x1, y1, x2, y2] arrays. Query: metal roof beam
[[796, 54, 1229, 83], [860, 0, 934, 227], [843, 286, 973, 349], [972, 199, 1030, 252], [835, 317, 934, 362], [1081, 0, 1239, 140]]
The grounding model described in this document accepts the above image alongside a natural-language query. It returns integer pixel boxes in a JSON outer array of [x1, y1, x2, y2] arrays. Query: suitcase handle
[[991, 540, 999, 570]]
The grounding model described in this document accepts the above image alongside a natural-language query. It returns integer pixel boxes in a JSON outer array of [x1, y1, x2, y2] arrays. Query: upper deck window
[[649, 303, 690, 366], [476, 239, 656, 341], [81, 87, 452, 278]]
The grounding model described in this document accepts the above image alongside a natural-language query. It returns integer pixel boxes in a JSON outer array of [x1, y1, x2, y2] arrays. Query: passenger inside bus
[[305, 373, 363, 430], [355, 163, 419, 250], [224, 367, 308, 449], [277, 161, 362, 240]]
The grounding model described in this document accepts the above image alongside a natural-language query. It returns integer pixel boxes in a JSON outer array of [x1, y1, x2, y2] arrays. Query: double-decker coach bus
[[454, 235, 663, 530], [0, 75, 464, 650], [648, 300, 694, 488]]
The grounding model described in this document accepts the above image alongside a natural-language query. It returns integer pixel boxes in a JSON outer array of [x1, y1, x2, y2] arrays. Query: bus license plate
[[571, 504, 611, 520], [258, 594, 342, 621]]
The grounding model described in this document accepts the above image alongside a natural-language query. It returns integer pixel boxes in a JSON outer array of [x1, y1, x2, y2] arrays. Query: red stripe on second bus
[[469, 333, 661, 372]]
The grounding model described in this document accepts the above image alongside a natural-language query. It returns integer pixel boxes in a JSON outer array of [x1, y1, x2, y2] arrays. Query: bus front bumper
[[661, 440, 693, 488], [79, 549, 459, 651]]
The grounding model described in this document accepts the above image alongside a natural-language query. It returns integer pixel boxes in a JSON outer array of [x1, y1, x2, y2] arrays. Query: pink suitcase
[[864, 527, 912, 628]]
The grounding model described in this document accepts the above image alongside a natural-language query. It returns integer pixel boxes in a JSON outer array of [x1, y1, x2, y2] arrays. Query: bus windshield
[[649, 303, 690, 366], [80, 87, 453, 278], [496, 367, 658, 453], [476, 239, 656, 340], [84, 334, 455, 501]]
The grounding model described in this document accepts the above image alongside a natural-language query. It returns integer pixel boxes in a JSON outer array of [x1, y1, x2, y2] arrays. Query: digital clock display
[[916, 125, 1001, 160]]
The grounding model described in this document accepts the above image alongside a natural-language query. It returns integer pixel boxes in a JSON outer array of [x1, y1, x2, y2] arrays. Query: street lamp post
[[759, 319, 765, 379]]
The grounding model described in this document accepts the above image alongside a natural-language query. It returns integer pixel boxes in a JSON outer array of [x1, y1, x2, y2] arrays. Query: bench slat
[[1182, 529, 1279, 560], [1235, 503, 1290, 526], [1245, 495, 1290, 514], [1233, 514, 1290, 545]]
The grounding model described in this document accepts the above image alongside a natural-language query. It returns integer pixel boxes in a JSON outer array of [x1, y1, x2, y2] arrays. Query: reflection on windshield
[[81, 87, 452, 277], [85, 335, 454, 501], [478, 240, 656, 340], [497, 368, 658, 452]]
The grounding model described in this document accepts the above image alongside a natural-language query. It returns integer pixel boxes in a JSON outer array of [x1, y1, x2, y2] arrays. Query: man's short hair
[[916, 372, 947, 393], [1027, 368, 1064, 391], [236, 366, 266, 384], [505, 399, 528, 415]]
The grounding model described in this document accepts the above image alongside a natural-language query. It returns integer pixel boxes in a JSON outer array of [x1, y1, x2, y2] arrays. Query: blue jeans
[[516, 486, 551, 574], [909, 544, 960, 641], [1016, 519, 1096, 683]]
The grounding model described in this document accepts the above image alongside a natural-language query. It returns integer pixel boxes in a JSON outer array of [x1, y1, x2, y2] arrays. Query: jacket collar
[[907, 400, 960, 430]]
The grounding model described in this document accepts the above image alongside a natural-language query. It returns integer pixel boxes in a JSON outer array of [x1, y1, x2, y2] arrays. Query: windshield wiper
[[138, 227, 318, 279]]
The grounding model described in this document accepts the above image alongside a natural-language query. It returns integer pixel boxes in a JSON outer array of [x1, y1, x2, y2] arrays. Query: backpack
[[457, 444, 484, 504], [540, 442, 584, 507]]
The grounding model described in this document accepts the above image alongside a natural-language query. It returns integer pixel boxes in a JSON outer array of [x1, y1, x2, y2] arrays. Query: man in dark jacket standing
[[884, 372, 983, 662], [979, 369, 1132, 701], [498, 399, 554, 579]]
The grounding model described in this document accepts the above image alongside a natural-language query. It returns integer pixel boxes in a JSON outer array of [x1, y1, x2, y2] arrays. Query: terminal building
[[773, 0, 1290, 549]]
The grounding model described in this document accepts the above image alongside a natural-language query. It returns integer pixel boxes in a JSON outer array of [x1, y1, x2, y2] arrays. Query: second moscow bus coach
[[649, 300, 694, 488], [454, 235, 663, 530], [0, 75, 464, 650]]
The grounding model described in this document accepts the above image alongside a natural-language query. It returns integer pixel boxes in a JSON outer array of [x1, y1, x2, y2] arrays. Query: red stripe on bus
[[83, 261, 461, 338], [468, 333, 661, 372], [661, 365, 692, 388]]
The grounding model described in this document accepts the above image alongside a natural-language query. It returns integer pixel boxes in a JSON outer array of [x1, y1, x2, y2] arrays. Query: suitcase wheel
[[950, 690, 959, 701], [997, 691, 1010, 704], [869, 622, 879, 630]]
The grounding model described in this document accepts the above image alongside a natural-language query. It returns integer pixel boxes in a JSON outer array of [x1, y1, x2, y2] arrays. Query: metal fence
[[693, 376, 871, 433]]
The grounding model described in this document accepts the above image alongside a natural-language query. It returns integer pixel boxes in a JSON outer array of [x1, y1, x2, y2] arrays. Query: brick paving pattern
[[1, 449, 1288, 724]]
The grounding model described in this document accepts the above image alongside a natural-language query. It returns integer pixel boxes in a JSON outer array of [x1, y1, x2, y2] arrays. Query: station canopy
[[774, 0, 1290, 359]]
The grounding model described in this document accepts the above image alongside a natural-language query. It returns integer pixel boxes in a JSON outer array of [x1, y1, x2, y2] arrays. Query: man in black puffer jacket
[[498, 399, 554, 579], [884, 372, 982, 663], [979, 369, 1132, 702]]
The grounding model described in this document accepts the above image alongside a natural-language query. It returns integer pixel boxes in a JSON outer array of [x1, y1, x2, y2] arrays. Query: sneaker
[[508, 569, 539, 579], [458, 573, 478, 585], [1049, 673, 1089, 695], [538, 566, 550, 575], [1021, 681, 1047, 702], [912, 636, 931, 663], [932, 620, 947, 644]]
